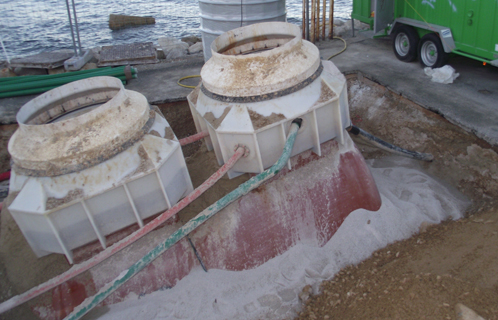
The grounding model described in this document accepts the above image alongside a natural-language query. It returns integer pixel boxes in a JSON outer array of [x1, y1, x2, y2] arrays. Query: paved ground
[[319, 33, 498, 145], [1, 31, 497, 144]]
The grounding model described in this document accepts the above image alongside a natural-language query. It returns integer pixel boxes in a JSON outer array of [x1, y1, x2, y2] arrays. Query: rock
[[277, 288, 296, 302], [158, 37, 189, 56], [333, 25, 348, 37], [108, 14, 155, 30], [80, 62, 98, 70], [257, 294, 282, 310], [188, 42, 203, 54], [89, 47, 101, 61], [334, 18, 345, 26], [243, 302, 257, 313], [0, 68, 17, 78], [455, 303, 486, 320], [48, 67, 65, 75], [13, 67, 47, 76], [419, 221, 435, 233], [158, 36, 179, 48], [182, 36, 202, 46], [167, 47, 188, 60], [156, 48, 166, 59], [298, 284, 313, 302]]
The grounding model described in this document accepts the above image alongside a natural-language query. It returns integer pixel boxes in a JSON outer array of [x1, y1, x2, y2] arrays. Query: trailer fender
[[388, 17, 456, 53]]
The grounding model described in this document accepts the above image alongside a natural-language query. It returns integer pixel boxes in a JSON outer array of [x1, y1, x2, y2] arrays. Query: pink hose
[[0, 171, 10, 182], [0, 147, 245, 314], [179, 131, 209, 146]]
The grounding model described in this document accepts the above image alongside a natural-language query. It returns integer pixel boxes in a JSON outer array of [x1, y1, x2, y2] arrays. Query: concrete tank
[[7, 76, 193, 264], [199, 0, 287, 61], [188, 22, 351, 178]]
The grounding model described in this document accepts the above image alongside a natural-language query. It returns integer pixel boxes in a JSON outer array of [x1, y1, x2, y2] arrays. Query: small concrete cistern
[[185, 22, 381, 271], [189, 22, 352, 178], [7, 76, 193, 264]]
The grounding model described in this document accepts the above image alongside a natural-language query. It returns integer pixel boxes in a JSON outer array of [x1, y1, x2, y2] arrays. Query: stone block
[[109, 14, 155, 30], [188, 42, 203, 54]]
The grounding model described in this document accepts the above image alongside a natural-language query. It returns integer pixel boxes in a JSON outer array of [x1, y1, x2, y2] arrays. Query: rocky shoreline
[[0, 18, 371, 79]]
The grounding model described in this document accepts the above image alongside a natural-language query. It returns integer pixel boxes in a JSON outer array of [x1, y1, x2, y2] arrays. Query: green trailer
[[351, 0, 498, 68]]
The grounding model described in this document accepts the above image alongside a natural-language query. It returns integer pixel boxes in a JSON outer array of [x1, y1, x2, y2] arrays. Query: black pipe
[[187, 236, 207, 272], [347, 125, 434, 162]]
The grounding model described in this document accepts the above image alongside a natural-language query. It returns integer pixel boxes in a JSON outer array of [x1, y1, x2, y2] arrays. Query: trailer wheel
[[418, 33, 449, 68], [392, 25, 419, 62]]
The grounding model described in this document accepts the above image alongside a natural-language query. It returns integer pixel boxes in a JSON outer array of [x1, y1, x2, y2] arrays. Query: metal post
[[302, 0, 306, 39], [352, 16, 355, 37], [322, 0, 326, 40], [0, 36, 10, 64], [71, 0, 83, 56], [306, 0, 310, 40], [311, 0, 315, 42], [316, 0, 320, 41], [65, 0, 78, 56], [328, 0, 334, 39]]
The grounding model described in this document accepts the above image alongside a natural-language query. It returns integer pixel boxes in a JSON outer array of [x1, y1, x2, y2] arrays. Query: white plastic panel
[[191, 56, 350, 178], [127, 173, 168, 220], [51, 203, 97, 250], [87, 186, 137, 236], [8, 117, 194, 263], [257, 125, 285, 169], [158, 148, 193, 206], [12, 211, 58, 256]]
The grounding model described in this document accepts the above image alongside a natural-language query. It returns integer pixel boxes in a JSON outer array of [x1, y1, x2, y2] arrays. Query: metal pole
[[316, 0, 320, 41], [302, 0, 306, 39], [306, 0, 310, 40], [0, 36, 10, 64], [328, 0, 334, 39], [71, 0, 83, 56], [311, 0, 315, 43], [65, 0, 78, 56], [322, 0, 326, 40]]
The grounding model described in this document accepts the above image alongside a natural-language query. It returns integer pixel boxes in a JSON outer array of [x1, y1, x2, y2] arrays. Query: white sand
[[84, 156, 469, 320]]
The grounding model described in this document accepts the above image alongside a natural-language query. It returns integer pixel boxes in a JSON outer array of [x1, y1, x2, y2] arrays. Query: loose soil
[[1, 74, 498, 320], [296, 75, 498, 320]]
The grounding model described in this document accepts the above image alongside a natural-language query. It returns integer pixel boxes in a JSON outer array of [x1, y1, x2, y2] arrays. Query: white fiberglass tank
[[188, 22, 351, 178], [7, 76, 193, 264]]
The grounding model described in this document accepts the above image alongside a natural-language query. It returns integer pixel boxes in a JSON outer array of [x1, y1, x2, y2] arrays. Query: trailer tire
[[418, 33, 448, 68], [392, 25, 419, 62]]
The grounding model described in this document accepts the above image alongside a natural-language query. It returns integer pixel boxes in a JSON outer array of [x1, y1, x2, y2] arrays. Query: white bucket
[[199, 0, 287, 61]]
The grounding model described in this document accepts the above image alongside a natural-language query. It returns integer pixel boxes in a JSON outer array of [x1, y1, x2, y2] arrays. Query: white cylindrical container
[[188, 22, 351, 179], [199, 0, 287, 61], [8, 76, 194, 264]]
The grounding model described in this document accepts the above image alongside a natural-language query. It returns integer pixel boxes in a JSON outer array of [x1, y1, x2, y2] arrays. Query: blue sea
[[0, 0, 352, 59]]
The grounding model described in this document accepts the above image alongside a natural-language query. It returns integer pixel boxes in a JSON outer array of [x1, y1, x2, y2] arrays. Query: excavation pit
[[1, 73, 498, 320]]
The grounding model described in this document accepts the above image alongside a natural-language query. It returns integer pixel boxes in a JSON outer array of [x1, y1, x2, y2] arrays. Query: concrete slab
[[98, 42, 158, 67], [0, 95, 35, 124], [317, 34, 498, 145], [125, 57, 203, 104], [0, 33, 497, 148], [9, 51, 73, 69]]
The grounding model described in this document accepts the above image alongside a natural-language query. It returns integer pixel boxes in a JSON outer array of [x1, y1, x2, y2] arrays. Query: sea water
[[0, 0, 352, 59]]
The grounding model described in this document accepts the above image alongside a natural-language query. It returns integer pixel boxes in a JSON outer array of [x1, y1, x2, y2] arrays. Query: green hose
[[0, 67, 113, 84], [0, 67, 136, 93], [64, 120, 302, 320], [0, 77, 129, 99]]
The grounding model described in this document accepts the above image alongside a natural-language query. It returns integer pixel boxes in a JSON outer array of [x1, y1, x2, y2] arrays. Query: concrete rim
[[201, 22, 320, 97], [8, 77, 152, 176]]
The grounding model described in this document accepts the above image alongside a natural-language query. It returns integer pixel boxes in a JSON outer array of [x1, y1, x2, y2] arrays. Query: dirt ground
[[1, 74, 497, 320], [295, 75, 498, 320], [0, 100, 246, 320]]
